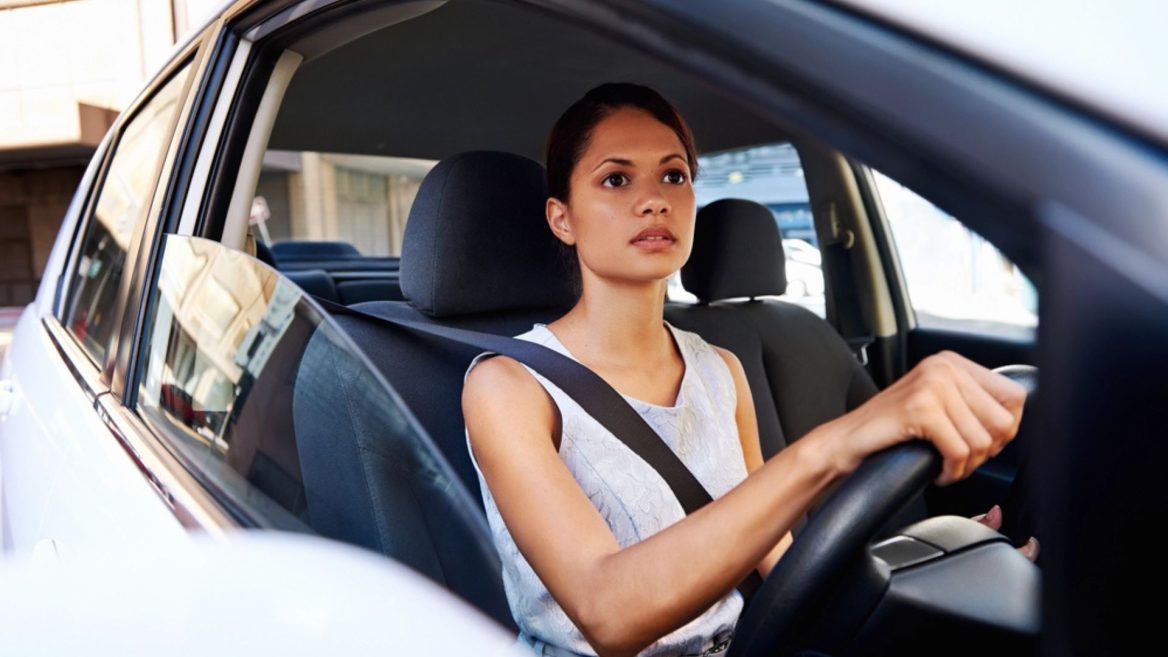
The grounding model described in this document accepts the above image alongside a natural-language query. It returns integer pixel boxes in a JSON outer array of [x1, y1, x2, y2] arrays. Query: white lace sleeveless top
[[463, 321, 749, 656]]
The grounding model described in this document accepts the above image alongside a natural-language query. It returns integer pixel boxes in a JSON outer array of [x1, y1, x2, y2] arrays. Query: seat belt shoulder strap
[[314, 297, 763, 600]]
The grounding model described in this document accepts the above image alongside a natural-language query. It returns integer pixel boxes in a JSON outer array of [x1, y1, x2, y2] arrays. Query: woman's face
[[547, 107, 696, 287]]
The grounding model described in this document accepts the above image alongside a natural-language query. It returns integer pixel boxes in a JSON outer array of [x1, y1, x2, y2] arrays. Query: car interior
[[135, 1, 1042, 654]]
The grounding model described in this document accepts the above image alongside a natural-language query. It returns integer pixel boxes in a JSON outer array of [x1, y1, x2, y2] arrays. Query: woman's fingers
[[937, 351, 1027, 419], [905, 358, 986, 484], [1018, 537, 1040, 562], [902, 354, 1026, 483], [947, 363, 1019, 457], [847, 351, 1026, 486], [940, 374, 996, 470], [973, 504, 1003, 531], [973, 505, 1039, 562], [911, 396, 971, 486]]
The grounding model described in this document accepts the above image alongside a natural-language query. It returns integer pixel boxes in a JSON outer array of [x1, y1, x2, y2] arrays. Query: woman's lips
[[631, 226, 676, 250]]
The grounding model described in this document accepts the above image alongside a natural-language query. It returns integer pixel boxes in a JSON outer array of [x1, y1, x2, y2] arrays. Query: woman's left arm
[[714, 346, 792, 579]]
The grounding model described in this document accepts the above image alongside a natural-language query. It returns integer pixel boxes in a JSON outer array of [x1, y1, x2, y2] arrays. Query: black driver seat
[[293, 152, 573, 630]]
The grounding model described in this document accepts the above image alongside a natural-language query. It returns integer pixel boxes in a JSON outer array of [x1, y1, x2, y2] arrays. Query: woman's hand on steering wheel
[[815, 350, 1027, 488]]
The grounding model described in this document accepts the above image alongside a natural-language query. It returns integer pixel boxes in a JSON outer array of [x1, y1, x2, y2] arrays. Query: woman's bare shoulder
[[709, 344, 748, 383], [462, 354, 560, 449], [464, 354, 544, 406]]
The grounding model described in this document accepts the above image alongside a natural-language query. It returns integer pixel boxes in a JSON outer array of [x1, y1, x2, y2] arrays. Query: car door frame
[[849, 161, 1038, 377], [40, 25, 242, 537]]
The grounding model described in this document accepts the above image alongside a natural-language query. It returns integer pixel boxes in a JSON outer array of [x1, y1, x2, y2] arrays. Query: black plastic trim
[[122, 26, 233, 407]]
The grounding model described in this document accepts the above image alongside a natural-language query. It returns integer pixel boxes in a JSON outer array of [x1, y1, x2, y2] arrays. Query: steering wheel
[[728, 365, 1037, 657]]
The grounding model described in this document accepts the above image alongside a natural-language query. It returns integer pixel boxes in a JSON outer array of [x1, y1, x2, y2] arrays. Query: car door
[[0, 49, 201, 556]]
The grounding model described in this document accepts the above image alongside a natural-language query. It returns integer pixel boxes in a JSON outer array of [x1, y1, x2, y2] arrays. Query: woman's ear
[[546, 198, 576, 245]]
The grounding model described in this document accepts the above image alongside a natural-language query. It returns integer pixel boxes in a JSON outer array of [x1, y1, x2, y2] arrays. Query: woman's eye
[[663, 169, 689, 184], [601, 172, 629, 187]]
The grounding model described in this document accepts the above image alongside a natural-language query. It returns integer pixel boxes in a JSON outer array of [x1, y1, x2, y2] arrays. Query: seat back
[[344, 151, 575, 494], [293, 151, 573, 627], [293, 326, 513, 628], [671, 198, 877, 454], [669, 198, 923, 532], [284, 269, 340, 303]]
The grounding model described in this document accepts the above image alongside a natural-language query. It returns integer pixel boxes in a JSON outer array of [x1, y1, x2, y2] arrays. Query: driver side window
[[872, 170, 1037, 340]]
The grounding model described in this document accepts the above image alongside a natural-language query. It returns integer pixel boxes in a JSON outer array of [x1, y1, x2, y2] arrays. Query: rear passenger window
[[62, 64, 191, 364], [252, 150, 434, 256], [676, 142, 824, 317]]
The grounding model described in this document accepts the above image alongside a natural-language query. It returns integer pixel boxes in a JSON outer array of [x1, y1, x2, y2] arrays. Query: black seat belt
[[314, 297, 762, 602], [821, 203, 873, 366]]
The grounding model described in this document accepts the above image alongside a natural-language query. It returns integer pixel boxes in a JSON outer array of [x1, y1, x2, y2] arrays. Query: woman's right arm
[[462, 350, 1024, 657]]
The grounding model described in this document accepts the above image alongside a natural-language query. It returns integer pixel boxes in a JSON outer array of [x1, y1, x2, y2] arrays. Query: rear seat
[[334, 278, 404, 304], [271, 239, 363, 262], [269, 241, 405, 303], [284, 269, 340, 302]]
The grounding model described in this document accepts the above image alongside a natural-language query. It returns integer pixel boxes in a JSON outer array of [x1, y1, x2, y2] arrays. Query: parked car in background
[[779, 239, 825, 299], [1, 1, 1164, 655], [782, 239, 822, 268]]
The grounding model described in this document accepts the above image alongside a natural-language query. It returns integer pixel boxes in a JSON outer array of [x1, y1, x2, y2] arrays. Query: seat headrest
[[681, 198, 787, 302], [400, 151, 577, 318], [271, 240, 362, 261]]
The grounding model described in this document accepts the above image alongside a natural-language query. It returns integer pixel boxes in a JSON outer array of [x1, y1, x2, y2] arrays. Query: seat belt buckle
[[845, 335, 873, 367]]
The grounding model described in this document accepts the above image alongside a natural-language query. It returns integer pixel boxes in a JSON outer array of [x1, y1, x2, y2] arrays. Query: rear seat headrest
[[400, 151, 577, 318], [681, 198, 787, 303], [272, 240, 362, 261]]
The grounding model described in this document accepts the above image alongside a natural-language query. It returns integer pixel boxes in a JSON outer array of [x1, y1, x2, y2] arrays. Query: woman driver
[[462, 83, 1036, 657]]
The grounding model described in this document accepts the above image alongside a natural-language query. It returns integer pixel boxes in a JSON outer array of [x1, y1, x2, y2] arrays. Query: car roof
[[838, 0, 1168, 146], [266, 1, 794, 162]]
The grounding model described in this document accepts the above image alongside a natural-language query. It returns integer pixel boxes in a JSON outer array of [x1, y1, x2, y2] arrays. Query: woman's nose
[[637, 189, 671, 216]]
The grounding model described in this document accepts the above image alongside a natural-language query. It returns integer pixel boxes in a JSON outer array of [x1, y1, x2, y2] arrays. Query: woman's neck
[[549, 274, 672, 370]]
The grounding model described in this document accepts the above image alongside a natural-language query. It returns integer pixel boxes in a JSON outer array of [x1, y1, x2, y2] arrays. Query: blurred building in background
[[1, 0, 433, 308], [0, 0, 220, 306]]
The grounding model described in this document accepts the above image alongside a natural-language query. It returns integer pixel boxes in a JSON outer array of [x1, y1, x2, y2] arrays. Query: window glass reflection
[[140, 237, 312, 520], [138, 236, 492, 597], [64, 64, 191, 364]]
